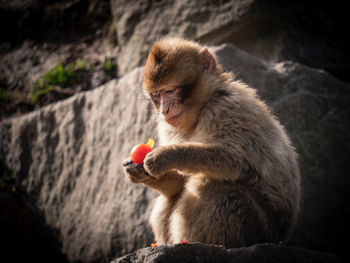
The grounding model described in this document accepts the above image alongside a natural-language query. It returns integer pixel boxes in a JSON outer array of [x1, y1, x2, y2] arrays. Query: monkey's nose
[[162, 104, 170, 115]]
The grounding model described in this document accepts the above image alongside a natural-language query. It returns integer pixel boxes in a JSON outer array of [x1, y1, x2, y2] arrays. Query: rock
[[0, 68, 158, 262], [0, 0, 115, 120], [0, 190, 68, 262], [111, 243, 340, 263], [110, 0, 349, 82], [0, 0, 111, 43], [110, 0, 256, 75], [1, 44, 349, 262]]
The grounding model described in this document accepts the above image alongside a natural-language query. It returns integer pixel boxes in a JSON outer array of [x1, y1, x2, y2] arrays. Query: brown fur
[[123, 37, 300, 247]]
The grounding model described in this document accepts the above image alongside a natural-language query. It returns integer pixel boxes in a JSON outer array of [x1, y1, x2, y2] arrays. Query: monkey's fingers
[[122, 159, 145, 170], [122, 159, 133, 166], [123, 163, 159, 184]]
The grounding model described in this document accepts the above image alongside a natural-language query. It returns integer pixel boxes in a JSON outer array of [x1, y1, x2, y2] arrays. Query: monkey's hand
[[123, 158, 185, 197], [122, 159, 157, 184], [143, 146, 173, 177]]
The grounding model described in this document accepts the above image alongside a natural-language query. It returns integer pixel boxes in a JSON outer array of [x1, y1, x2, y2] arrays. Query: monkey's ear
[[199, 48, 216, 73]]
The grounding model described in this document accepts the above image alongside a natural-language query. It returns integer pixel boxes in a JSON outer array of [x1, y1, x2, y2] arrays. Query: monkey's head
[[143, 37, 224, 130]]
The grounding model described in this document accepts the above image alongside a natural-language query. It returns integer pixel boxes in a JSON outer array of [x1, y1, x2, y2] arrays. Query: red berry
[[130, 143, 152, 164]]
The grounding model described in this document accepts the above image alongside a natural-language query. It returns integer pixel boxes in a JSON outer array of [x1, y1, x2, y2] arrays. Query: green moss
[[105, 58, 115, 71], [43, 63, 76, 87], [30, 63, 77, 104], [108, 22, 118, 45], [0, 88, 8, 101], [0, 176, 16, 193], [75, 59, 87, 70], [28, 57, 116, 105], [29, 84, 55, 104], [1, 89, 29, 103]]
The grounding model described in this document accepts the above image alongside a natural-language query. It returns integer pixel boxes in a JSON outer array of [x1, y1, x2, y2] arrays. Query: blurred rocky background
[[0, 0, 349, 262]]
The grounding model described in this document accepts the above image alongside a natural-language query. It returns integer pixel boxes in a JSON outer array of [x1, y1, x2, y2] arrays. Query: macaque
[[122, 37, 300, 247]]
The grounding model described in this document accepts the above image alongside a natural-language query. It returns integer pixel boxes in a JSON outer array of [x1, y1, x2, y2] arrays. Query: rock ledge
[[112, 243, 340, 263]]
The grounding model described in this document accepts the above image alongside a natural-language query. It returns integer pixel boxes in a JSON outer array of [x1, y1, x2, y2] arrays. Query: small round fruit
[[130, 138, 154, 164]]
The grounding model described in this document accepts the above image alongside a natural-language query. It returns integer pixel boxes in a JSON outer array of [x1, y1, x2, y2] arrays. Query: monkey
[[122, 37, 300, 247]]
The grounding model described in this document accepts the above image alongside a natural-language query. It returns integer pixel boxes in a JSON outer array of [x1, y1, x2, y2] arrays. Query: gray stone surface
[[110, 0, 256, 75], [0, 68, 158, 262], [111, 243, 340, 263], [110, 0, 349, 82], [1, 44, 349, 262]]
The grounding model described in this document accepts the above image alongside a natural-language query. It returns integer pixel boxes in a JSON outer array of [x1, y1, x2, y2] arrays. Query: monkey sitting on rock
[[122, 37, 300, 247]]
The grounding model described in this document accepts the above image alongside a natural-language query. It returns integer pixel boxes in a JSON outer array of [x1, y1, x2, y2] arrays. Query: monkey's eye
[[151, 91, 160, 100], [165, 87, 177, 94]]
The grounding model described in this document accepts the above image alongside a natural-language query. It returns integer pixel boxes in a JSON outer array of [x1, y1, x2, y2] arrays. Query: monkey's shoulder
[[197, 84, 282, 143], [199, 88, 260, 126]]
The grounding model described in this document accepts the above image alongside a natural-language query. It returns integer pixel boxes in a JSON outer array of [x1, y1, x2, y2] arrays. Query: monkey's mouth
[[165, 111, 184, 125]]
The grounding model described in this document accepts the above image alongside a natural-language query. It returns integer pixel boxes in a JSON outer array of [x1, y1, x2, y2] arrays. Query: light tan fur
[[122, 37, 300, 247]]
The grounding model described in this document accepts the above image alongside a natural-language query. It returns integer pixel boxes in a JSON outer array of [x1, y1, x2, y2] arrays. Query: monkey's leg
[[170, 181, 270, 247], [149, 195, 178, 244], [122, 159, 185, 198]]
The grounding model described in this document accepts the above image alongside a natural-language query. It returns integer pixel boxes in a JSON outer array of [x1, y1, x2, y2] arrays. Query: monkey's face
[[143, 38, 219, 129], [150, 82, 194, 127]]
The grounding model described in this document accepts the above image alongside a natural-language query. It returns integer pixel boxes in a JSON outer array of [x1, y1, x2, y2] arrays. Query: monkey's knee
[[235, 208, 270, 246], [228, 192, 272, 246], [178, 186, 270, 247]]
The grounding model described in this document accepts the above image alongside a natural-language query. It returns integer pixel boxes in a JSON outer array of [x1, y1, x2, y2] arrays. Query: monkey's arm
[[122, 159, 185, 198], [144, 143, 243, 182]]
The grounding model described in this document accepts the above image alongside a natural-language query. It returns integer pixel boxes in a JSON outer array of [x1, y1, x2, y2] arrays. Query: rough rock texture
[[1, 44, 349, 262], [0, 0, 111, 44], [111, 0, 349, 82], [0, 68, 158, 262], [1, 190, 68, 262], [0, 0, 116, 120], [111, 243, 340, 263], [110, 0, 253, 75]]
